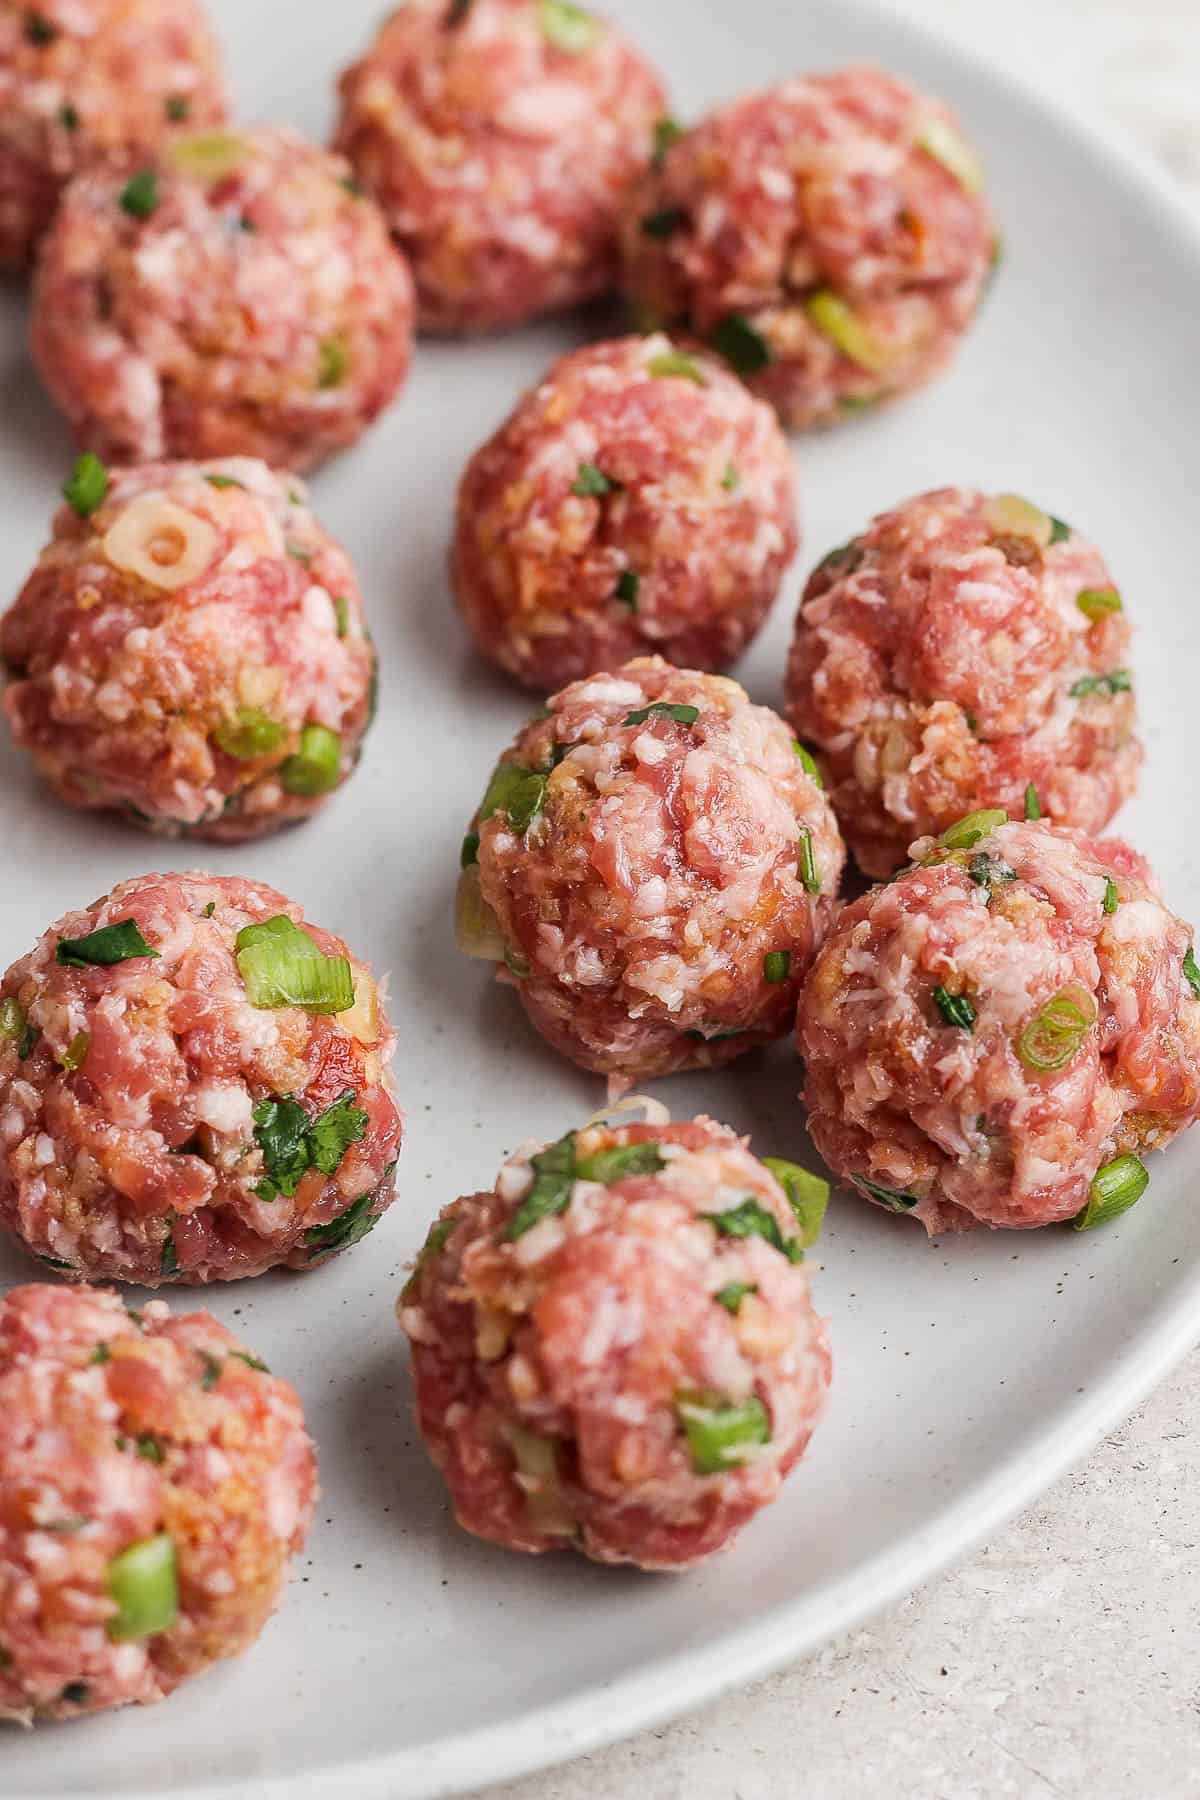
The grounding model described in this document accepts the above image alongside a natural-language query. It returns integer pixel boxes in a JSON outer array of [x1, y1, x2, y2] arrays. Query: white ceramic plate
[[4, 1, 1200, 1795]]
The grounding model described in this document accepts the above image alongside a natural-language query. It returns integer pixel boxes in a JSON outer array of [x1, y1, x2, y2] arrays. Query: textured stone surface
[[474, 5, 1200, 1795]]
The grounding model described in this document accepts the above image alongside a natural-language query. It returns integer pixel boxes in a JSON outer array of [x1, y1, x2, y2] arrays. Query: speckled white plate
[[4, 1, 1200, 1795]]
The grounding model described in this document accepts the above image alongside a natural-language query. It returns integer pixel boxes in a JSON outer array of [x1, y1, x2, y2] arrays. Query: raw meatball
[[620, 67, 996, 429], [0, 1283, 315, 1723], [400, 1113, 831, 1568], [29, 124, 414, 469], [0, 0, 226, 269], [458, 658, 844, 1079], [333, 0, 666, 332], [1, 457, 377, 840], [799, 817, 1200, 1233], [452, 334, 799, 690], [0, 872, 402, 1283], [785, 487, 1142, 876]]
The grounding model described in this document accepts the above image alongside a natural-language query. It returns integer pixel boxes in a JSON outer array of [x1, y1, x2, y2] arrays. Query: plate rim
[[10, 1, 1200, 1795]]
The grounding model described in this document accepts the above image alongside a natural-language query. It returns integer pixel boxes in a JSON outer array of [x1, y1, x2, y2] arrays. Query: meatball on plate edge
[[4, 0, 1200, 1795]]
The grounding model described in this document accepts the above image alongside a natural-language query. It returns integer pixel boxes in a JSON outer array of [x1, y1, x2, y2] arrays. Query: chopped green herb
[[316, 337, 348, 389], [763, 950, 791, 984], [1048, 516, 1072, 544], [797, 825, 820, 895], [1103, 878, 1119, 916], [105, 1533, 178, 1642], [160, 1230, 178, 1278], [1073, 1154, 1149, 1231], [252, 1087, 366, 1201], [60, 1681, 89, 1705], [304, 1192, 380, 1255], [203, 900, 216, 917], [675, 1392, 770, 1474], [119, 168, 159, 219], [967, 852, 1015, 894], [36, 1252, 71, 1269], [575, 1141, 665, 1184], [652, 116, 683, 167], [165, 95, 191, 122], [708, 312, 772, 377], [280, 724, 342, 796], [571, 462, 615, 498], [762, 1158, 829, 1247], [813, 539, 865, 581], [505, 1133, 578, 1240], [479, 761, 548, 833], [213, 707, 286, 761], [623, 700, 699, 727], [1017, 987, 1095, 1072], [90, 1342, 111, 1365], [203, 473, 244, 490], [792, 741, 823, 788], [367, 643, 380, 728], [334, 595, 350, 639], [1070, 669, 1131, 698], [24, 11, 56, 44], [1183, 947, 1200, 999], [460, 832, 480, 868], [135, 1435, 164, 1463], [59, 102, 79, 130], [286, 541, 312, 564], [714, 1281, 756, 1314], [230, 1350, 269, 1373], [403, 1215, 457, 1296], [646, 349, 707, 385], [56, 919, 159, 968], [721, 462, 740, 492], [45, 1516, 90, 1535], [854, 1175, 919, 1212], [1076, 586, 1122, 619], [57, 1031, 91, 1072], [939, 809, 1007, 851], [1023, 782, 1041, 821], [538, 0, 601, 53], [235, 914, 355, 1013], [615, 569, 639, 609], [641, 207, 688, 240], [702, 1196, 801, 1262], [62, 451, 108, 518], [933, 985, 975, 1031], [197, 1352, 222, 1391]]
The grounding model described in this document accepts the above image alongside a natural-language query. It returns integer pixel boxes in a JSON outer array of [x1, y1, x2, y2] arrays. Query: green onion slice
[[62, 452, 109, 518], [56, 919, 159, 968], [316, 337, 348, 389], [714, 1281, 756, 1314], [119, 168, 159, 219], [538, 0, 601, 52], [623, 701, 699, 727], [798, 825, 820, 894], [792, 741, 823, 787], [915, 115, 985, 194], [674, 1392, 770, 1475], [213, 707, 286, 760], [804, 290, 888, 372], [334, 595, 350, 638], [646, 349, 707, 385], [1072, 1154, 1149, 1230], [57, 1031, 90, 1072], [652, 117, 683, 166], [571, 462, 613, 497], [707, 312, 772, 377], [1023, 782, 1041, 821], [1016, 986, 1095, 1072], [106, 1534, 178, 1641], [763, 950, 791, 984], [1183, 947, 1200, 999], [721, 463, 740, 492], [614, 569, 639, 609], [235, 915, 355, 1013], [505, 1132, 577, 1240], [702, 1196, 803, 1263], [575, 1141, 665, 1184], [479, 761, 548, 833], [1070, 669, 1131, 698], [933, 986, 975, 1031], [1076, 586, 1122, 619], [1102, 878, 1119, 916], [460, 832, 480, 868], [762, 1158, 829, 1247], [854, 1176, 919, 1212], [280, 724, 341, 796], [203, 473, 244, 490], [0, 997, 25, 1042], [939, 809, 1007, 851]]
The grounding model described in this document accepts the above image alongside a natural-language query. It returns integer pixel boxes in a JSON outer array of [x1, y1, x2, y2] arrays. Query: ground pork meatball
[[452, 334, 799, 690], [458, 658, 845, 1079], [0, 872, 402, 1284], [0, 0, 226, 270], [0, 1283, 315, 1723], [29, 124, 414, 469], [2, 457, 377, 840], [399, 1113, 831, 1568], [620, 67, 996, 429], [784, 487, 1142, 877], [799, 817, 1200, 1234], [333, 0, 666, 333]]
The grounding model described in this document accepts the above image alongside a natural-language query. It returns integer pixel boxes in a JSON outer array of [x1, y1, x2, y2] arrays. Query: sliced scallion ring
[[1072, 1154, 1149, 1230], [280, 725, 341, 796], [1016, 986, 1095, 1072], [105, 1533, 178, 1642], [235, 915, 354, 1012], [674, 1392, 770, 1474], [939, 809, 1007, 851]]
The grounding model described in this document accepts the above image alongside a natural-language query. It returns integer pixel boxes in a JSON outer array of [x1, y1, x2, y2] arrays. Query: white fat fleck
[[632, 732, 667, 766], [33, 1135, 55, 1168], [193, 1083, 252, 1135], [301, 585, 337, 632], [633, 877, 669, 920], [496, 1161, 534, 1204], [264, 1465, 302, 1542], [399, 1304, 434, 1343], [511, 1215, 568, 1266]]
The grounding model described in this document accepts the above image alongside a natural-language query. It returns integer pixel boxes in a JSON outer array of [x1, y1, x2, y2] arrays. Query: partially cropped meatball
[[333, 0, 666, 332], [400, 1114, 831, 1568], [0, 0, 226, 269], [2, 457, 377, 840], [799, 817, 1200, 1234], [0, 872, 402, 1283], [0, 1284, 314, 1723], [620, 67, 996, 429], [457, 658, 844, 1079], [785, 487, 1142, 876], [30, 125, 414, 469], [452, 335, 799, 690]]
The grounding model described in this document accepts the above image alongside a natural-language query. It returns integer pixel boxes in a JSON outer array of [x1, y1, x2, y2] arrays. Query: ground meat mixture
[[400, 1113, 831, 1568], [0, 871, 402, 1283], [333, 0, 666, 332], [620, 67, 997, 429], [799, 818, 1200, 1233], [458, 658, 845, 1079], [0, 1283, 315, 1723], [0, 0, 226, 269], [2, 458, 377, 840], [784, 486, 1142, 876], [452, 334, 799, 690], [30, 124, 414, 469]]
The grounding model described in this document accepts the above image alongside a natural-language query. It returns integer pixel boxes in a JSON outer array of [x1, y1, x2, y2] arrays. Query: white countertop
[[474, 5, 1200, 1796]]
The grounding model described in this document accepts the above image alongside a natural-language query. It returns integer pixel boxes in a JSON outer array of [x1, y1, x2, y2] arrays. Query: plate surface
[[5, 1, 1200, 1796]]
